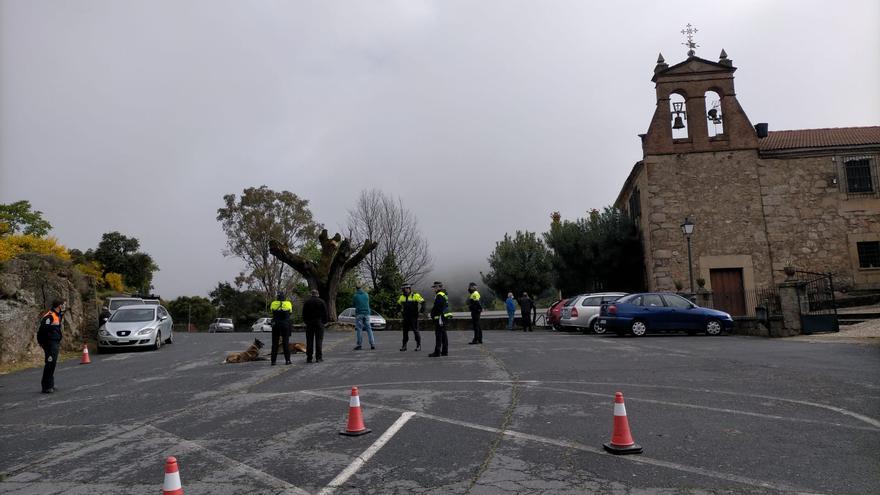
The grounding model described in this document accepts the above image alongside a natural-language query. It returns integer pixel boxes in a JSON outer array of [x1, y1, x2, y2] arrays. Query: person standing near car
[[505, 292, 516, 330], [428, 282, 452, 357], [269, 292, 293, 365], [37, 299, 65, 393], [467, 282, 483, 344], [302, 289, 328, 363], [352, 284, 375, 350], [397, 283, 424, 351], [519, 292, 535, 332]]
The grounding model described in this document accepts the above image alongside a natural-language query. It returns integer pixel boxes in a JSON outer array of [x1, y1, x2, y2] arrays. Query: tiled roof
[[760, 126, 880, 151]]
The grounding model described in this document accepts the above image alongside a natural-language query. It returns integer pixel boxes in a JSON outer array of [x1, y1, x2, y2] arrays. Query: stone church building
[[615, 50, 880, 315]]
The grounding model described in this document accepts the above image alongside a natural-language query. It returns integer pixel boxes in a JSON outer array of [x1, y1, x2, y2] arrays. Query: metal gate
[[795, 271, 839, 334]]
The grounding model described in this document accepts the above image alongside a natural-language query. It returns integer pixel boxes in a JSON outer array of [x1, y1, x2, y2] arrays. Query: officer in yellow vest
[[397, 283, 425, 352], [428, 282, 453, 357], [269, 292, 293, 365], [467, 282, 483, 345]]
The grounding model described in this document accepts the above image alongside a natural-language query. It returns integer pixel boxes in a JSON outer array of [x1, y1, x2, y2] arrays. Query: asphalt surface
[[1, 328, 878, 494]]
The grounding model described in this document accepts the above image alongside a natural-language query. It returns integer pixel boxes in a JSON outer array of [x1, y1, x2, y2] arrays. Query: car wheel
[[630, 320, 647, 337], [165, 332, 174, 344], [592, 320, 607, 335], [153, 332, 162, 351], [705, 319, 723, 336]]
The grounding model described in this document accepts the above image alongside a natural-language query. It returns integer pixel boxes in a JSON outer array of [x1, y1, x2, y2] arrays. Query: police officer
[[302, 290, 329, 363], [428, 282, 452, 357], [397, 283, 425, 351], [269, 292, 293, 365], [37, 299, 65, 393], [467, 282, 483, 344]]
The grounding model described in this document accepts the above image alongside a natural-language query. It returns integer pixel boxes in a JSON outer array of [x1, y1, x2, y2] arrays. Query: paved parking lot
[[1, 329, 878, 494]]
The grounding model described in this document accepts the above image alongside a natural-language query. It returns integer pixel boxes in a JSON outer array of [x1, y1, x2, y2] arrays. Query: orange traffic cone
[[602, 392, 642, 455], [79, 343, 91, 365], [162, 456, 183, 495], [339, 386, 372, 436]]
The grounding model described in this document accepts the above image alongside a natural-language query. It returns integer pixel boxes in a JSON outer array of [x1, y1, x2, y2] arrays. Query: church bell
[[672, 115, 686, 129]]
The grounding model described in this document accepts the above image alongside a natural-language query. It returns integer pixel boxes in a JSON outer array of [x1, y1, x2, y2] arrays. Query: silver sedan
[[98, 305, 174, 352], [559, 292, 627, 333]]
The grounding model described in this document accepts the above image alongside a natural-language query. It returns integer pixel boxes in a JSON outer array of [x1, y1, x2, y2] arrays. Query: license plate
[[117, 340, 128, 344]]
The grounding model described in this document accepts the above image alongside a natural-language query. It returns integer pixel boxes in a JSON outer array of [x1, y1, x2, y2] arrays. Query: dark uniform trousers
[[305, 321, 324, 360], [471, 311, 482, 343], [41, 341, 60, 391], [433, 319, 448, 355], [402, 318, 421, 346], [271, 323, 291, 363]]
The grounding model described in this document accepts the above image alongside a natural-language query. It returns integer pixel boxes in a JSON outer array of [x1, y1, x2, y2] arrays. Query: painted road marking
[[317, 411, 416, 495], [301, 390, 819, 494], [147, 425, 310, 495]]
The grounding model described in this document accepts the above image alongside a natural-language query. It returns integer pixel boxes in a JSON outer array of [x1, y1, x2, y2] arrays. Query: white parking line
[[301, 390, 821, 494], [147, 425, 310, 495], [317, 411, 416, 495]]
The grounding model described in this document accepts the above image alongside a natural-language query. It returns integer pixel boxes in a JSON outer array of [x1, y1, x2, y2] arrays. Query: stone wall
[[759, 154, 880, 289], [0, 255, 98, 365], [640, 149, 774, 291]]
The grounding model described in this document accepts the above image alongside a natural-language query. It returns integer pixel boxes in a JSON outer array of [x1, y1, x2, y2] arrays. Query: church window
[[628, 188, 641, 222], [857, 241, 880, 268]]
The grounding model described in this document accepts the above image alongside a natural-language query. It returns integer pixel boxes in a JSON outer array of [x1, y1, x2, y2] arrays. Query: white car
[[251, 317, 272, 332], [560, 292, 627, 333], [98, 304, 173, 352], [337, 308, 386, 330], [208, 318, 235, 333]]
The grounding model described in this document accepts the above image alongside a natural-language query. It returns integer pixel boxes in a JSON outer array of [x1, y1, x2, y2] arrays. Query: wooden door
[[710, 268, 746, 316]]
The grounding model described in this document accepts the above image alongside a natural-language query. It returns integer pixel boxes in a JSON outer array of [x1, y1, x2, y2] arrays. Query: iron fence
[[703, 287, 781, 318]]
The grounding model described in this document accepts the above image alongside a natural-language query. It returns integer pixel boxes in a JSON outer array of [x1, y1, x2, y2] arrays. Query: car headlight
[[99, 330, 110, 337], [137, 327, 156, 335]]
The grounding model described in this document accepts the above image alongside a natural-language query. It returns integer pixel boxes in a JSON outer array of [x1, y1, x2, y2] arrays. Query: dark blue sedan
[[597, 292, 733, 336]]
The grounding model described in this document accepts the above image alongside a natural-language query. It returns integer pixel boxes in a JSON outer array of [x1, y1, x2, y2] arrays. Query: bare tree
[[269, 230, 377, 320], [346, 189, 432, 289], [217, 186, 319, 304]]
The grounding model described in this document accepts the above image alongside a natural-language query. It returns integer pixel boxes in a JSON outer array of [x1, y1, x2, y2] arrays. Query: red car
[[546, 298, 570, 330]]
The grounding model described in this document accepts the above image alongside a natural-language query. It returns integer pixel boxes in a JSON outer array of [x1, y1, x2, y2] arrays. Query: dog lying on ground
[[289, 342, 307, 354], [223, 338, 265, 363]]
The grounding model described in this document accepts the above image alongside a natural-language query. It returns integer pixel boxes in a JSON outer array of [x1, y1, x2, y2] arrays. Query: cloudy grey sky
[[2, 0, 878, 298]]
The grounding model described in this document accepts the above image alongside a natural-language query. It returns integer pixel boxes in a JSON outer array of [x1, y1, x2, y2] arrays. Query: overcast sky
[[2, 0, 878, 299]]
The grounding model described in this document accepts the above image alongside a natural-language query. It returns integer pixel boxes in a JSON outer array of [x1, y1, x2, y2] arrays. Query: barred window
[[840, 156, 879, 198], [846, 158, 873, 193], [857, 241, 880, 269]]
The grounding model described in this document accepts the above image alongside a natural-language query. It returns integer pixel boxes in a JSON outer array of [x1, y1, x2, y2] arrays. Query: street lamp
[[680, 217, 695, 293]]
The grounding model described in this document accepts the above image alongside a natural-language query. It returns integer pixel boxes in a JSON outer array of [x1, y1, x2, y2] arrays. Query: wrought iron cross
[[681, 23, 699, 56]]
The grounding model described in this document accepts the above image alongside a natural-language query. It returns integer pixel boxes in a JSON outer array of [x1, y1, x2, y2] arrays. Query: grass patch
[[0, 349, 86, 375]]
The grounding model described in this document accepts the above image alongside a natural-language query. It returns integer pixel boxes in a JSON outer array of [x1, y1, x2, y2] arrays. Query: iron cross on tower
[[681, 23, 699, 57]]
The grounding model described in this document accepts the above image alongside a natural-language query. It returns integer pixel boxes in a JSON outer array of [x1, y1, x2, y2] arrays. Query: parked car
[[251, 317, 272, 332], [337, 308, 387, 330], [106, 297, 145, 316], [208, 318, 235, 333], [597, 292, 733, 337], [97, 304, 173, 352], [560, 292, 627, 333], [546, 298, 571, 330]]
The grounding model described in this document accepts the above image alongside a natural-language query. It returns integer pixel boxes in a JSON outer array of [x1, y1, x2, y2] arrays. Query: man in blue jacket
[[352, 285, 375, 350]]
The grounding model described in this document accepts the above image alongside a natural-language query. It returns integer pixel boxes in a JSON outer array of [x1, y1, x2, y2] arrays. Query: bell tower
[[642, 33, 759, 155]]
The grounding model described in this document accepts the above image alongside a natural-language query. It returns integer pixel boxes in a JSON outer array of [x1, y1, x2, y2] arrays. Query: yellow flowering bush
[[0, 234, 71, 263]]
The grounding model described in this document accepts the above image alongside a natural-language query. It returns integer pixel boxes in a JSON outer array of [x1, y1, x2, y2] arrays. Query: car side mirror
[[159, 316, 168, 321]]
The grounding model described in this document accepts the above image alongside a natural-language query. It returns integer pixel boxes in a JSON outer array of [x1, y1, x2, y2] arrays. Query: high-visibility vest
[[433, 291, 453, 320]]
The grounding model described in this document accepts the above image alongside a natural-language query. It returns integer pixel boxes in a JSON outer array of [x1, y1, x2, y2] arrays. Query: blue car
[[597, 292, 733, 337]]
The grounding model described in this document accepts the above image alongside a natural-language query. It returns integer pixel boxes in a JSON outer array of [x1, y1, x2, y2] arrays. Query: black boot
[[400, 344, 407, 352]]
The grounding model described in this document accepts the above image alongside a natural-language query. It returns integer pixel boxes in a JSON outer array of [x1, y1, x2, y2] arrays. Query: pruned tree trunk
[[269, 229, 377, 321]]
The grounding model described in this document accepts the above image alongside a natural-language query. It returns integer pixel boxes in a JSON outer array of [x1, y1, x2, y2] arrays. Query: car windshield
[[110, 308, 155, 322], [218, 319, 233, 324], [109, 299, 143, 310]]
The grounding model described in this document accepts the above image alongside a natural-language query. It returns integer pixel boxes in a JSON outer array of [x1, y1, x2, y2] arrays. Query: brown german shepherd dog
[[223, 338, 265, 364]]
